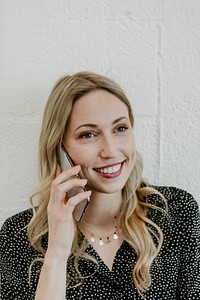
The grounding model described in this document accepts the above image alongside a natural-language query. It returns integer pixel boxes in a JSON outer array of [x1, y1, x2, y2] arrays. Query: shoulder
[[154, 186, 199, 213], [0, 208, 37, 267], [0, 208, 33, 238], [152, 186, 200, 233]]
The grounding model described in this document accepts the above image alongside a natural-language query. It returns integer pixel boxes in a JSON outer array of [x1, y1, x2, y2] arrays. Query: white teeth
[[97, 164, 121, 174]]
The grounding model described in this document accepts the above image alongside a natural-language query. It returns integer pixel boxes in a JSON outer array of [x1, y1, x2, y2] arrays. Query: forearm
[[35, 253, 68, 300]]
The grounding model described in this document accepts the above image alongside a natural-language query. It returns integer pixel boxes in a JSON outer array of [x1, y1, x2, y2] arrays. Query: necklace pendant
[[106, 237, 111, 244], [99, 239, 104, 246], [113, 232, 118, 240], [90, 235, 95, 243]]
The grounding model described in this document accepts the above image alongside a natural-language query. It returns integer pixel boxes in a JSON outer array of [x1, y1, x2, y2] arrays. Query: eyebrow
[[74, 117, 129, 133]]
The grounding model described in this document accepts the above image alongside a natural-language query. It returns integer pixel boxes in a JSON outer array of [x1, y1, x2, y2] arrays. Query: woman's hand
[[35, 165, 91, 300], [46, 164, 91, 261]]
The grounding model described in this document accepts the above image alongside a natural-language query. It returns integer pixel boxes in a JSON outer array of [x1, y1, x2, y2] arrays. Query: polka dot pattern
[[0, 186, 200, 299]]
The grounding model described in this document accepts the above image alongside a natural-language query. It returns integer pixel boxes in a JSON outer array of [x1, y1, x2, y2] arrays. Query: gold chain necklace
[[81, 216, 119, 246], [90, 230, 119, 246]]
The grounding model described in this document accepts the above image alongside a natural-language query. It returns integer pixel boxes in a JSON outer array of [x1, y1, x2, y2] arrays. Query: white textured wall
[[0, 0, 200, 226]]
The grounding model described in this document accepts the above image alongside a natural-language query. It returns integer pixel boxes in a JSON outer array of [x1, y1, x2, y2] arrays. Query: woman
[[0, 72, 199, 300]]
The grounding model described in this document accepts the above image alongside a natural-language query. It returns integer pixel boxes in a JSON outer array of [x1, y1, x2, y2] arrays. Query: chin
[[87, 181, 126, 195]]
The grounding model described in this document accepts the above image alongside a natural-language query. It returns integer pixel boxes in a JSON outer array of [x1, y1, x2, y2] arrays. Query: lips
[[94, 162, 124, 175]]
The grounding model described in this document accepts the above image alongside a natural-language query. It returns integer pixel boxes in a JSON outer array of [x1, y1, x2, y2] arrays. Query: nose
[[99, 135, 118, 159]]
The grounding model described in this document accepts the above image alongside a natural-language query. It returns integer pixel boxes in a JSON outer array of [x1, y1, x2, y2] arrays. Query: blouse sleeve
[[0, 217, 35, 300], [176, 195, 200, 299]]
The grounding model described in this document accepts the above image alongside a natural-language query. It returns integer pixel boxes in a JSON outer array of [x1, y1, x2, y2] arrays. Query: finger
[[52, 178, 88, 197], [53, 165, 81, 185], [65, 190, 91, 213]]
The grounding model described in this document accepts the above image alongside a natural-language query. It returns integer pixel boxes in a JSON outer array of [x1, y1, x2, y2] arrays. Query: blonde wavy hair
[[28, 71, 166, 296]]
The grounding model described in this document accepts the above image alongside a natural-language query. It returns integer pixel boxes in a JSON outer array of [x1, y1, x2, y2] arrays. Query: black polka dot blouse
[[0, 186, 200, 299]]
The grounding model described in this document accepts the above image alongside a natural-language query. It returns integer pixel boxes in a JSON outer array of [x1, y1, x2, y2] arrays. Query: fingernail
[[86, 190, 92, 196], [74, 165, 81, 171]]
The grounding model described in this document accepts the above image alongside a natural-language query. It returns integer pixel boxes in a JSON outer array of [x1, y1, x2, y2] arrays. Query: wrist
[[44, 249, 70, 265]]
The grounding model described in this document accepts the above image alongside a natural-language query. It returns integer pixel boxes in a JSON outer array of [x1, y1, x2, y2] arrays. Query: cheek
[[80, 165, 90, 180], [67, 146, 93, 167], [127, 135, 136, 155], [131, 151, 137, 167], [67, 147, 94, 178], [127, 137, 137, 166]]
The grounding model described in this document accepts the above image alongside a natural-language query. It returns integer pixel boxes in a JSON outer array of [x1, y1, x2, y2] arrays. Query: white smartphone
[[56, 143, 89, 222]]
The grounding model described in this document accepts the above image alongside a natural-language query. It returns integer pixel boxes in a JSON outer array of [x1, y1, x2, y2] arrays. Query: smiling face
[[63, 89, 136, 195]]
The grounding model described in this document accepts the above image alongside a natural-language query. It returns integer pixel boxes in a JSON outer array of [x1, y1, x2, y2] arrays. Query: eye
[[115, 125, 129, 133], [79, 132, 95, 139]]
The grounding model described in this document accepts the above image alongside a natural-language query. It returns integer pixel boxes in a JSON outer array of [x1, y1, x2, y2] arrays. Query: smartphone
[[56, 143, 89, 222]]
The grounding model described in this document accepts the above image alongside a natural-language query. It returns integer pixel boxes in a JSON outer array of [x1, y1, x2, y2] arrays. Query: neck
[[81, 191, 122, 227]]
